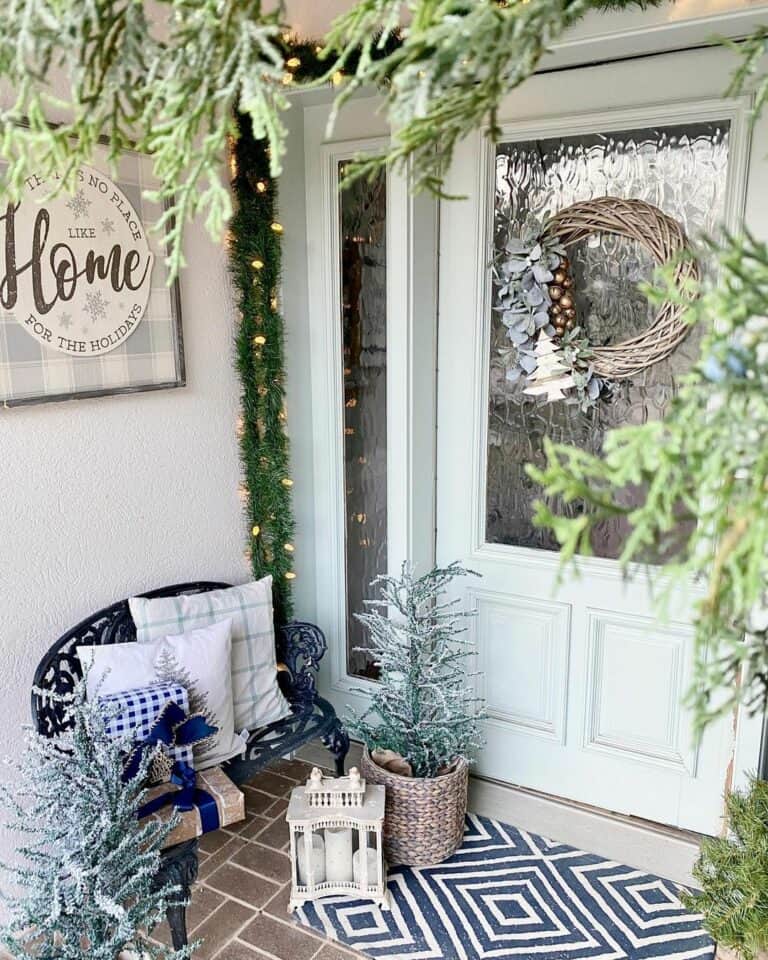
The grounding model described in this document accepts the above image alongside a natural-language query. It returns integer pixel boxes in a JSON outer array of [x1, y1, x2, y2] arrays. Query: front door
[[436, 45, 765, 835]]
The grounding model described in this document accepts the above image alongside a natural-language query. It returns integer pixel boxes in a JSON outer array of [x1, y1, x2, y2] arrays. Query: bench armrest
[[276, 621, 328, 705]]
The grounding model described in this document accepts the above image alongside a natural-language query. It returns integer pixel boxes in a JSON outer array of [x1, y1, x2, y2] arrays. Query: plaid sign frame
[[0, 138, 185, 407]]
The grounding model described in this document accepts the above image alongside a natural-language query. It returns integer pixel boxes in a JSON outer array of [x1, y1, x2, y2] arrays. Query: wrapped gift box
[[140, 765, 245, 847], [98, 682, 194, 773]]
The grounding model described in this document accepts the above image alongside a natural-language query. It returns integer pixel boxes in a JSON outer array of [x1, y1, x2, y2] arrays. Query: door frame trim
[[303, 111, 438, 714]]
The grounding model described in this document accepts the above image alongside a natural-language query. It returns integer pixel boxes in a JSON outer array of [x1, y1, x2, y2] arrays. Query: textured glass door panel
[[487, 122, 729, 556], [339, 166, 387, 677]]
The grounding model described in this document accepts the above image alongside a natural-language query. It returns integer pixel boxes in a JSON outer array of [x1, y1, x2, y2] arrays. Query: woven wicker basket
[[360, 748, 468, 867]]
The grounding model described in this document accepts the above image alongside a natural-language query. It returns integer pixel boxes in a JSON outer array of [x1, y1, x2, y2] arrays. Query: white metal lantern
[[286, 766, 389, 913]]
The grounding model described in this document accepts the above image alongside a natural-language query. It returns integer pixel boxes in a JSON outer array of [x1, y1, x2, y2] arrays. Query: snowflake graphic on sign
[[2, 164, 155, 356], [84, 290, 109, 324], [66, 190, 92, 219]]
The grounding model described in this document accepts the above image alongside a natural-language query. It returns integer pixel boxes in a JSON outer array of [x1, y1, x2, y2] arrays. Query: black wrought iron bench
[[31, 580, 350, 948]]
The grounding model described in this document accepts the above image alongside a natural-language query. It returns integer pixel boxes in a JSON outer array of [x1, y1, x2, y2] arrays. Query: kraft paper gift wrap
[[140, 765, 245, 847]]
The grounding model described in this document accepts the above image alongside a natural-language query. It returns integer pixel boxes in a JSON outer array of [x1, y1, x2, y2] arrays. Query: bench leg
[[323, 721, 350, 777], [155, 838, 199, 949], [167, 902, 189, 951]]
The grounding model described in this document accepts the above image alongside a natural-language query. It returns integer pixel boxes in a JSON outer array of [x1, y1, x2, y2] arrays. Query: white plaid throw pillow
[[128, 578, 290, 731]]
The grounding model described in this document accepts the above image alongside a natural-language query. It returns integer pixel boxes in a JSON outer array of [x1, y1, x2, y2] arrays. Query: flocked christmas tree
[[0, 682, 191, 960], [346, 562, 486, 779]]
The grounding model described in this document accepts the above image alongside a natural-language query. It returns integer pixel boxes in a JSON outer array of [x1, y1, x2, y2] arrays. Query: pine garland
[[0, 0, 663, 275], [230, 114, 296, 623], [226, 39, 400, 621]]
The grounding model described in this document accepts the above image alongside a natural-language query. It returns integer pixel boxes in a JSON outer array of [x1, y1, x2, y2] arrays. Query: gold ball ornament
[[553, 270, 567, 285], [559, 294, 574, 310], [551, 304, 562, 316], [564, 307, 576, 319], [549, 285, 564, 301], [563, 276, 573, 289], [565, 319, 575, 330]]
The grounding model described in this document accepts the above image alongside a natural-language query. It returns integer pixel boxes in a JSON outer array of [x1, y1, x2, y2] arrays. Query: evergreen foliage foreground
[[686, 777, 768, 960]]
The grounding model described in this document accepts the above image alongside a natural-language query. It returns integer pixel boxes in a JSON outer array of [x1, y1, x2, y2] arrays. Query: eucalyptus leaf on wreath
[[493, 225, 608, 410]]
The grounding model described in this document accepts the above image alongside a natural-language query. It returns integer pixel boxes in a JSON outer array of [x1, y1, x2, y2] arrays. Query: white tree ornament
[[523, 331, 575, 402]]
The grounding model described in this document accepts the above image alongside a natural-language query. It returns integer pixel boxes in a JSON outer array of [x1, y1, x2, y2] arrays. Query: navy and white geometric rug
[[297, 815, 714, 960]]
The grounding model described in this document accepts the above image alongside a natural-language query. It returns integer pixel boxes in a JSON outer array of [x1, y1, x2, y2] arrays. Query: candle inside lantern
[[352, 846, 379, 890], [297, 832, 325, 885], [324, 827, 353, 882]]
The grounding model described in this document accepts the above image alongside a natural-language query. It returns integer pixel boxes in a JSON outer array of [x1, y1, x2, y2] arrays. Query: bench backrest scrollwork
[[32, 582, 232, 738]]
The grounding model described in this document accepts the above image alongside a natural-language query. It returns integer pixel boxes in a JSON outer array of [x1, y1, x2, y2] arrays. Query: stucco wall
[[0, 223, 249, 866]]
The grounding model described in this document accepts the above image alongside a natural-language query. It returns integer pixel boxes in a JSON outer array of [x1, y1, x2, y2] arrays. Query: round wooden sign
[[1, 164, 155, 356]]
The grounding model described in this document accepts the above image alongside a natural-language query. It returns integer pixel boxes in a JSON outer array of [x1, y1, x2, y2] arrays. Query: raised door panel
[[474, 591, 571, 743], [583, 610, 697, 774]]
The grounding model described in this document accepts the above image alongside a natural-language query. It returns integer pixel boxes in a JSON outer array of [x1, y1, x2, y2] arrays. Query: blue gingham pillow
[[128, 578, 290, 731]]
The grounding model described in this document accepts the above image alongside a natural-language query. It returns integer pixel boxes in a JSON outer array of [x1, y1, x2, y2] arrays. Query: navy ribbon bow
[[137, 760, 221, 834], [122, 699, 217, 783]]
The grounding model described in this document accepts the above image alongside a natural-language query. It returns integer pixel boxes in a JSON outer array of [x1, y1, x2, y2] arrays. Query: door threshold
[[469, 775, 702, 887]]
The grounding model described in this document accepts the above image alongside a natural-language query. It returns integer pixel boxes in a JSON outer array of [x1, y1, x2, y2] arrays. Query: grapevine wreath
[[494, 196, 700, 409]]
